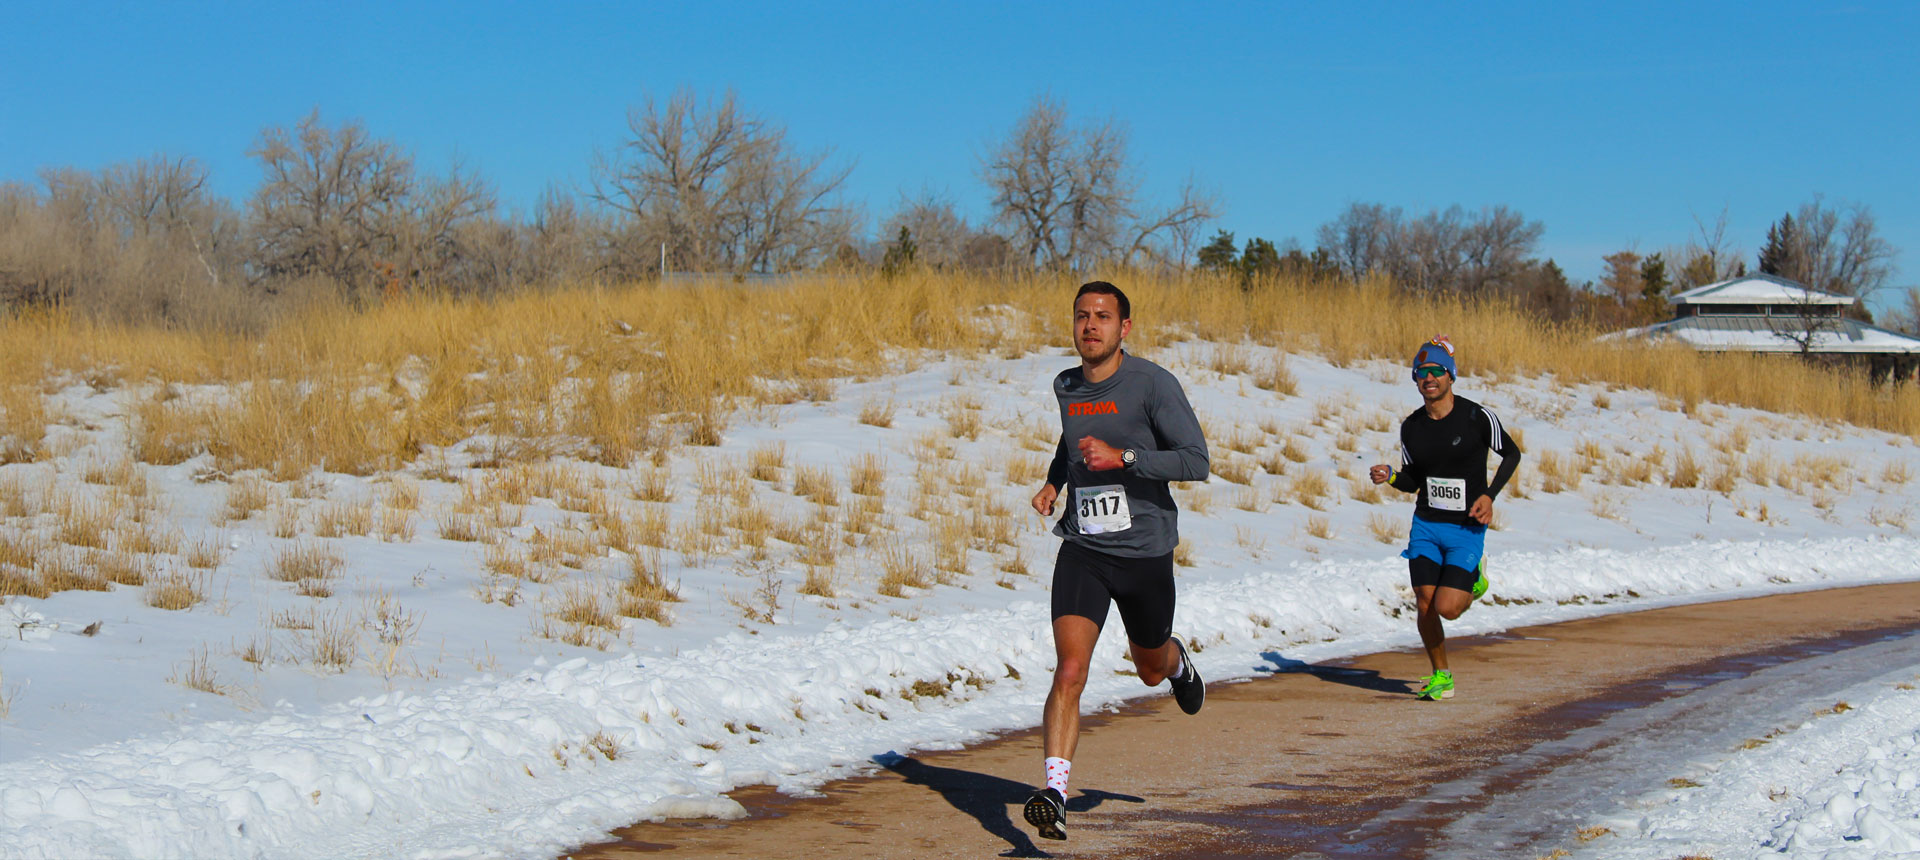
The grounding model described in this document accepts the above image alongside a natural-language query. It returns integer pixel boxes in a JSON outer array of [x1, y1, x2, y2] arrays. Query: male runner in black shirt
[[1369, 336, 1521, 701]]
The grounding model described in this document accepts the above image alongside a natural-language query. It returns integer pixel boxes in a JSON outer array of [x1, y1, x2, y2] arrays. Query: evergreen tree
[[1639, 252, 1670, 301], [1240, 237, 1281, 281], [1758, 213, 1802, 280], [880, 225, 916, 277], [1196, 229, 1238, 271]]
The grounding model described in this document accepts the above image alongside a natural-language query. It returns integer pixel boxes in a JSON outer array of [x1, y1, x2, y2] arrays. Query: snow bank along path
[[3, 535, 1916, 859], [1570, 637, 1920, 859]]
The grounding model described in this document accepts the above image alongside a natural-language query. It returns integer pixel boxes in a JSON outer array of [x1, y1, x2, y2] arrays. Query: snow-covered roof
[[1607, 314, 1920, 354], [1670, 274, 1855, 306]]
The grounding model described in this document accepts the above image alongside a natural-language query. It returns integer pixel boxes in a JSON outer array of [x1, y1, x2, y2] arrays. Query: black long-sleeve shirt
[[1389, 395, 1522, 526]]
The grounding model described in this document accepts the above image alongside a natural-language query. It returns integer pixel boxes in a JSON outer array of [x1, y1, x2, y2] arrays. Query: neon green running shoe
[[1417, 670, 1455, 701], [1471, 558, 1489, 601]]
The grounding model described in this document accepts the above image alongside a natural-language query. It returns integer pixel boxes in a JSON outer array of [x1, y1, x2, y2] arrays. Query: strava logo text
[[1066, 401, 1119, 417]]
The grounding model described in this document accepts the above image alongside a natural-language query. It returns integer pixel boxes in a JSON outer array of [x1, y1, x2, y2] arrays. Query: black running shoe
[[1169, 635, 1205, 715], [1023, 787, 1067, 840]]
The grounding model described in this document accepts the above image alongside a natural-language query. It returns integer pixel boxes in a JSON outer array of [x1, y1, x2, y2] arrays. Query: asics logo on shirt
[[1067, 401, 1120, 416]]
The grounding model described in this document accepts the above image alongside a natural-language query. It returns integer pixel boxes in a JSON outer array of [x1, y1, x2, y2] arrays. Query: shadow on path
[[877, 753, 1143, 858], [1258, 651, 1415, 695]]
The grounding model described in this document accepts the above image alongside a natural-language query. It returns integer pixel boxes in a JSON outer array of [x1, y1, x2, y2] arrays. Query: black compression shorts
[[1408, 555, 1478, 592], [1051, 540, 1176, 649]]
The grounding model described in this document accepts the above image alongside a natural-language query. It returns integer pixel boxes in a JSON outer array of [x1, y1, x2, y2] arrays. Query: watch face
[[1123, 449, 1136, 465]]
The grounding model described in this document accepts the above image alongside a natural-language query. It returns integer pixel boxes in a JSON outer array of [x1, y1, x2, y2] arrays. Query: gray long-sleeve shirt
[[1045, 353, 1210, 557]]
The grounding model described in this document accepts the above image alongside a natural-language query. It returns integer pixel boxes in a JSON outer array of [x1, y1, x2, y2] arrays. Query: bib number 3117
[[1426, 477, 1467, 512], [1075, 484, 1133, 534]]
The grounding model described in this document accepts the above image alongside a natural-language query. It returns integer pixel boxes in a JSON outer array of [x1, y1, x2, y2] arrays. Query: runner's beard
[[1076, 336, 1120, 364]]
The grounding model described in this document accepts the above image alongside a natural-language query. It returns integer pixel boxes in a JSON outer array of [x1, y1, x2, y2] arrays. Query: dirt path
[[563, 582, 1920, 859]]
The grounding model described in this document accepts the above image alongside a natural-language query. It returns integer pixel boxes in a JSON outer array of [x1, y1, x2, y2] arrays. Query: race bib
[[1074, 484, 1133, 534], [1426, 476, 1467, 512]]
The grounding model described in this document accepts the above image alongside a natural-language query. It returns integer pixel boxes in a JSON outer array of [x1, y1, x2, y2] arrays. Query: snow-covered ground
[[2, 341, 1918, 859], [1570, 636, 1920, 859]]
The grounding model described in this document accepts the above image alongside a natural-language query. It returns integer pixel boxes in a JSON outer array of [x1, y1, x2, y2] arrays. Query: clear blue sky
[[4, 1, 1915, 299]]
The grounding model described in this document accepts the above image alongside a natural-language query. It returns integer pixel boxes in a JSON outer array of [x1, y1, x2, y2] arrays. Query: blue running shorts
[[1401, 514, 1487, 573]]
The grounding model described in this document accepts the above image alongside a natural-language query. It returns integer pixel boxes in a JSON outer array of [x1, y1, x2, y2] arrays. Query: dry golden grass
[[630, 465, 675, 503], [618, 549, 678, 625], [1281, 437, 1311, 464], [97, 550, 149, 586], [267, 542, 344, 585], [53, 493, 114, 549], [1234, 486, 1267, 513], [877, 540, 930, 597], [37, 548, 108, 593], [850, 452, 888, 495], [184, 536, 224, 569], [113, 520, 179, 555], [549, 582, 619, 631], [221, 476, 277, 523], [382, 477, 422, 512], [1707, 451, 1741, 494], [1349, 476, 1383, 504], [1536, 450, 1578, 494], [1670, 447, 1701, 489], [0, 473, 38, 518], [1291, 470, 1331, 510], [145, 567, 205, 610], [1254, 357, 1298, 396], [1217, 424, 1260, 455], [0, 270, 1914, 547], [1180, 485, 1213, 515], [0, 531, 43, 574], [315, 500, 375, 538], [1367, 512, 1407, 543], [168, 646, 224, 695], [1213, 455, 1256, 485], [792, 465, 839, 506], [858, 398, 896, 428], [270, 504, 302, 539], [379, 510, 416, 542], [437, 513, 487, 543], [482, 543, 531, 580], [748, 443, 787, 483], [1744, 449, 1778, 487], [0, 385, 49, 464], [944, 399, 984, 441], [1208, 344, 1252, 376]]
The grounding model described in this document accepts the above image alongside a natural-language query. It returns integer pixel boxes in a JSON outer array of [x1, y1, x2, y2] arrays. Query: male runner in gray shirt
[[1022, 281, 1210, 841]]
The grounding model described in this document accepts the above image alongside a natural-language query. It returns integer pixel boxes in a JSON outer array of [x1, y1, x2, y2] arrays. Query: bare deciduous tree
[[881, 190, 973, 269], [1675, 206, 1744, 289], [1761, 197, 1898, 299], [1315, 202, 1539, 293], [1599, 250, 1644, 303], [1124, 176, 1219, 268], [592, 89, 856, 276], [250, 110, 493, 297], [1316, 202, 1401, 282], [981, 97, 1215, 269]]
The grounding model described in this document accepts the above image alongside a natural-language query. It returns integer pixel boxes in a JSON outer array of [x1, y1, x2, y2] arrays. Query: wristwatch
[[1121, 449, 1137, 468]]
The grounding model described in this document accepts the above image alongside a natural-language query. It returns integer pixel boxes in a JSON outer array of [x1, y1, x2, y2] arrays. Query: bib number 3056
[[1426, 476, 1467, 512], [1075, 484, 1133, 534]]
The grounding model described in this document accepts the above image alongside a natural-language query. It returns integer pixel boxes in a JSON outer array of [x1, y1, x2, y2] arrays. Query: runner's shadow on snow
[[1257, 651, 1414, 695], [875, 752, 1143, 858]]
